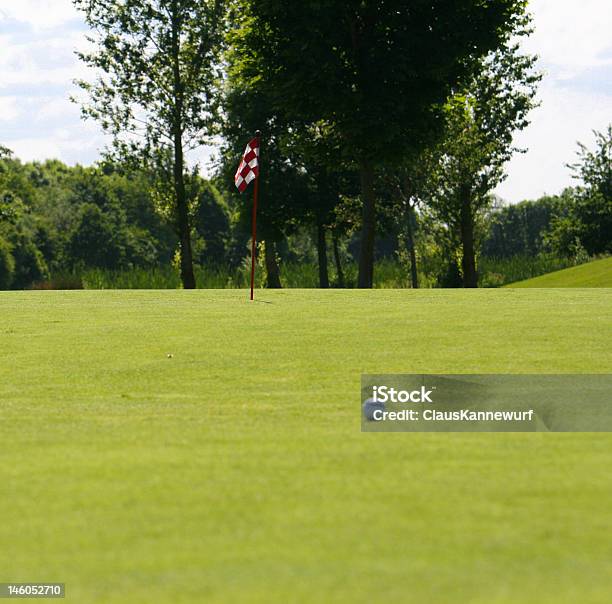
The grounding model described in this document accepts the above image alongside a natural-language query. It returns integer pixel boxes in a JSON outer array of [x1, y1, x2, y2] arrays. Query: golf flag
[[235, 133, 262, 300], [234, 137, 260, 193]]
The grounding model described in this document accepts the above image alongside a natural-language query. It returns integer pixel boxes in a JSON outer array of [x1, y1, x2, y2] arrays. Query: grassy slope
[[0, 289, 611, 604], [508, 256, 612, 288]]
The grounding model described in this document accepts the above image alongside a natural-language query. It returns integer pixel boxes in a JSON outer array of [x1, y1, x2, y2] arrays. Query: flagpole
[[250, 130, 261, 301]]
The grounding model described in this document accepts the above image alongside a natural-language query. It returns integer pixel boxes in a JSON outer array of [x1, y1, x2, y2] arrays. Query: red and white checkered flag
[[234, 137, 260, 193]]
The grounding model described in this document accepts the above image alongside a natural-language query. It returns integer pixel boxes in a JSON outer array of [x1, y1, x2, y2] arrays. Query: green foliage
[[229, 0, 530, 286], [0, 152, 51, 288], [424, 38, 541, 286], [74, 0, 225, 160], [190, 180, 231, 265], [0, 155, 231, 288], [479, 254, 576, 287], [79, 264, 250, 289], [483, 192, 575, 257], [541, 127, 612, 258], [68, 204, 128, 269], [219, 60, 314, 248], [0, 236, 14, 289], [230, 0, 527, 163], [73, 0, 227, 288], [569, 124, 612, 200], [8, 231, 49, 288]]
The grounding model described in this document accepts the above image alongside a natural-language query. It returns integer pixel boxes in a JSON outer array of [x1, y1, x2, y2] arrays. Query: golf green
[[1, 289, 610, 603]]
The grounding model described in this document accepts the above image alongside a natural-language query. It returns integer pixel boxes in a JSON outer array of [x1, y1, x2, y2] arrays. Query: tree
[[190, 179, 232, 266], [0, 236, 14, 290], [0, 149, 50, 288], [379, 149, 441, 288], [566, 125, 612, 255], [282, 124, 358, 289], [570, 125, 612, 201], [73, 0, 225, 288], [483, 194, 574, 258], [229, 0, 528, 287], [68, 204, 127, 269], [220, 45, 314, 289], [425, 39, 540, 286]]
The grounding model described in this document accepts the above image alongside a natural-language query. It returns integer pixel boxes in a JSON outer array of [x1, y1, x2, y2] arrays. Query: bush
[[68, 204, 127, 269], [479, 254, 576, 287], [9, 231, 49, 288], [0, 236, 15, 289]]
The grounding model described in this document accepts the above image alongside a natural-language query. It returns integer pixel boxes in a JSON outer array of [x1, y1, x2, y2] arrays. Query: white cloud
[[0, 0, 79, 31], [8, 129, 108, 163], [8, 137, 63, 161], [0, 95, 21, 121], [0, 31, 89, 87], [496, 81, 612, 201], [524, 0, 612, 72], [495, 0, 612, 202]]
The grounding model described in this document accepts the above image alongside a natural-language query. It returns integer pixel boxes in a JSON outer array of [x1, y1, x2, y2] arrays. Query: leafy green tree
[[379, 149, 442, 288], [0, 149, 50, 288], [229, 0, 528, 287], [219, 60, 314, 288], [567, 126, 612, 255], [0, 236, 14, 289], [424, 39, 540, 287], [8, 230, 50, 288], [282, 124, 359, 288], [73, 0, 226, 288], [68, 204, 127, 269], [570, 125, 612, 201], [483, 191, 575, 258], [190, 179, 231, 266]]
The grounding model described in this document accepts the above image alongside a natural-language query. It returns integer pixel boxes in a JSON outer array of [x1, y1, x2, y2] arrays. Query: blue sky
[[1, 0, 611, 203]]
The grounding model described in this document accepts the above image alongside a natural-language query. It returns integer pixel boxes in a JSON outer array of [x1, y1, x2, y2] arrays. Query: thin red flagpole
[[250, 131, 261, 301]]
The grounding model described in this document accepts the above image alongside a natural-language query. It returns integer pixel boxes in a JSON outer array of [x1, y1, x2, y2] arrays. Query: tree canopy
[[229, 0, 531, 286], [74, 0, 226, 287]]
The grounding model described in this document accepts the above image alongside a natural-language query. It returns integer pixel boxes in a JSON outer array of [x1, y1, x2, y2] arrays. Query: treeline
[[1, 141, 608, 290], [1, 1, 610, 289], [0, 152, 236, 289]]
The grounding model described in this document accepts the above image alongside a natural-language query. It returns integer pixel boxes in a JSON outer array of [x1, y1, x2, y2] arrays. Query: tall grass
[[81, 266, 250, 289], [36, 253, 588, 290], [478, 254, 577, 288], [279, 259, 411, 288]]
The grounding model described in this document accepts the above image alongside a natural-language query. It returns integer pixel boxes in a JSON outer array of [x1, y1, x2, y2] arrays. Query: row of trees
[[70, 0, 541, 288], [2, 2, 609, 289], [0, 153, 235, 289], [0, 131, 609, 290]]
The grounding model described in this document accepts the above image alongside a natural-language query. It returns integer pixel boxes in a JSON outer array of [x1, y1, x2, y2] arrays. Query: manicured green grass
[[508, 256, 612, 288], [1, 289, 611, 603]]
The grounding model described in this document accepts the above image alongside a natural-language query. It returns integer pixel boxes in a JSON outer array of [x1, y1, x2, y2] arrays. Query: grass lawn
[[1, 289, 611, 603], [508, 256, 612, 288]]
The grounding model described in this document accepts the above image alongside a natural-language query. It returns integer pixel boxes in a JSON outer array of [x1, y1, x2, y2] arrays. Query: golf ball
[[362, 397, 385, 421]]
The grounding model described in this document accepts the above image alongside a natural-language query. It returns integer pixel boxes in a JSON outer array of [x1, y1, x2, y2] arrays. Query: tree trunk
[[316, 221, 329, 289], [174, 137, 196, 289], [171, 2, 196, 289], [460, 185, 478, 288], [264, 240, 282, 288], [405, 204, 419, 289], [357, 159, 376, 288], [332, 235, 345, 288]]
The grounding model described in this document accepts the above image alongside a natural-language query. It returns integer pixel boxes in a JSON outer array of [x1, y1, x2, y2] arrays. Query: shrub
[[9, 232, 49, 289], [0, 236, 15, 289]]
